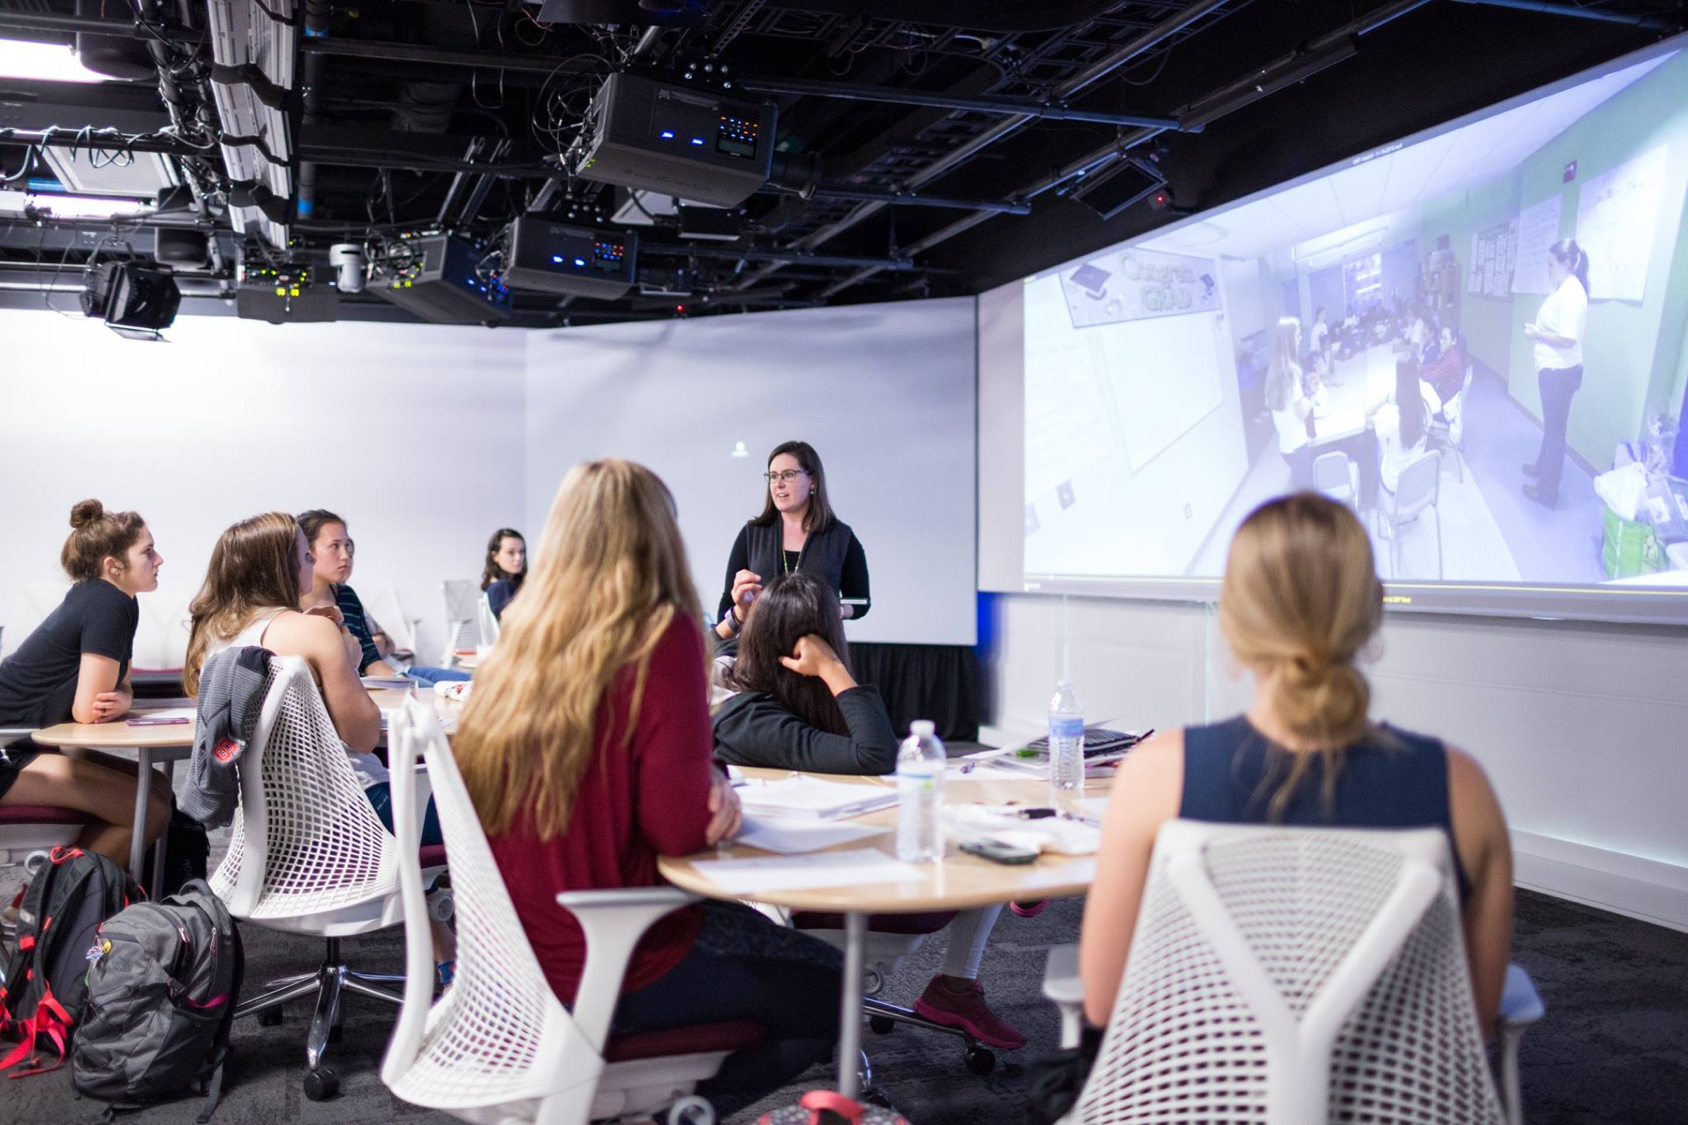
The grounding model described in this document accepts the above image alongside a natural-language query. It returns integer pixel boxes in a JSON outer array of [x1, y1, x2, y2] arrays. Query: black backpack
[[0, 846, 142, 1076], [72, 880, 244, 1122]]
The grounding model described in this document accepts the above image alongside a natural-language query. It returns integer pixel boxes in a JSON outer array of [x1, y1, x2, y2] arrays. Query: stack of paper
[[736, 776, 898, 821], [691, 848, 919, 894]]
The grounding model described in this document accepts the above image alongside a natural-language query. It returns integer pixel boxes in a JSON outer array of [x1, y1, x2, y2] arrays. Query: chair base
[[862, 997, 997, 1075], [236, 935, 404, 1081]]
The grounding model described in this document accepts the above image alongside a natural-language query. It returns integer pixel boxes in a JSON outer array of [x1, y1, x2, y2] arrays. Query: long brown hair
[[61, 499, 146, 583], [1219, 494, 1384, 819], [184, 513, 304, 696], [1264, 316, 1302, 412], [455, 460, 705, 838], [726, 571, 851, 736], [480, 527, 526, 591], [749, 440, 835, 534]]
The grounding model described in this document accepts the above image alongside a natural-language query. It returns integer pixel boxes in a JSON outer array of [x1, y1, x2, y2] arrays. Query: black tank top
[[1180, 715, 1471, 900]]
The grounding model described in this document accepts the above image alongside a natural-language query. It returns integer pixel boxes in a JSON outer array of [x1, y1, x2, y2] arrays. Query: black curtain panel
[[848, 643, 980, 744]]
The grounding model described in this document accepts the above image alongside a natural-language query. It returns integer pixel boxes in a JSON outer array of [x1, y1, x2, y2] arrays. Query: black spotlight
[[82, 262, 182, 332]]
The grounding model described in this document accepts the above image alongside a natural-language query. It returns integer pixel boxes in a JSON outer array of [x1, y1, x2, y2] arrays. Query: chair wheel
[[965, 1045, 996, 1075], [667, 1094, 715, 1125], [303, 1066, 340, 1101], [258, 1006, 283, 1027], [868, 1015, 896, 1034]]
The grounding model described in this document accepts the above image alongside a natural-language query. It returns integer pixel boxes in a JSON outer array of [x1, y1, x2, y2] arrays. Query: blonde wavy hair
[[456, 459, 705, 839], [184, 512, 304, 697], [1219, 493, 1384, 819]]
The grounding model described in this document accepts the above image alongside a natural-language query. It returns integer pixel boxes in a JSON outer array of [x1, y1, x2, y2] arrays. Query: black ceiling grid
[[0, 0, 1679, 326]]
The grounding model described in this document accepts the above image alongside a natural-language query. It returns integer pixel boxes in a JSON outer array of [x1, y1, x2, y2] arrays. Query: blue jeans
[[365, 782, 443, 847], [405, 665, 472, 689], [613, 900, 842, 1116]]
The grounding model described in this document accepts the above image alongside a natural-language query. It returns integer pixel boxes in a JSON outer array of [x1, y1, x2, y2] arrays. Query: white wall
[[982, 592, 1688, 931], [0, 311, 527, 666], [523, 299, 978, 646]]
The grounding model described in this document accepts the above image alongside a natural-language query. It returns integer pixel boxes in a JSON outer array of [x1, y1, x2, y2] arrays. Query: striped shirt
[[333, 584, 381, 672]]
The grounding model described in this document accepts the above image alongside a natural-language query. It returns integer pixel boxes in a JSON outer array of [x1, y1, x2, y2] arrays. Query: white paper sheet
[[736, 815, 887, 855], [735, 776, 898, 820], [691, 848, 920, 894], [128, 706, 197, 723], [1577, 145, 1667, 301]]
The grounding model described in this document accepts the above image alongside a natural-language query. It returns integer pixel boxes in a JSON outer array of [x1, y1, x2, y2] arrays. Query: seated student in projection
[[1078, 495, 1513, 1036], [1373, 357, 1434, 495], [712, 571, 1027, 1051], [0, 500, 172, 865], [1420, 325, 1468, 407]]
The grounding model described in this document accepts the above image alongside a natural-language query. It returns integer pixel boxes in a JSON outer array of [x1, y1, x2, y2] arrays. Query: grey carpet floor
[[3, 889, 1686, 1124]]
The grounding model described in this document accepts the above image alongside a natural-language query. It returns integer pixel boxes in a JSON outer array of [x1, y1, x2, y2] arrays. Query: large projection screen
[[982, 34, 1688, 625]]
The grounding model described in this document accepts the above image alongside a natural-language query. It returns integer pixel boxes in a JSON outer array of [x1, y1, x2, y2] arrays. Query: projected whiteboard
[[1093, 313, 1225, 471]]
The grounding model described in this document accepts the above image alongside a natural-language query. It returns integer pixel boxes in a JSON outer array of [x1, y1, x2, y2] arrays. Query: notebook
[[735, 776, 898, 821]]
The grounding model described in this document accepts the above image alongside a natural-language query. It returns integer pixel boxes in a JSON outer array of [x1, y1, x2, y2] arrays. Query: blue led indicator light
[[659, 130, 675, 139], [551, 254, 564, 264], [691, 137, 705, 145], [574, 257, 587, 267]]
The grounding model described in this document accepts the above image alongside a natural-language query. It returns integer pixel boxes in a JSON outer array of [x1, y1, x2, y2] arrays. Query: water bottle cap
[[909, 720, 935, 736]]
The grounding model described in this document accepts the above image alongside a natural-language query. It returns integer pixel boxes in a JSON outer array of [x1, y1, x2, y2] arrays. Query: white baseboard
[[1511, 830, 1688, 933]]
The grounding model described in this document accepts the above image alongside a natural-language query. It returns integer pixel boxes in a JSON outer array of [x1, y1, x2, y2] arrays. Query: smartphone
[[961, 839, 1039, 866]]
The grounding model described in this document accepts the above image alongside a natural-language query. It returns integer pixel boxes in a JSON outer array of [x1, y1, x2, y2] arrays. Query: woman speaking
[[715, 441, 870, 643], [1522, 238, 1590, 508]]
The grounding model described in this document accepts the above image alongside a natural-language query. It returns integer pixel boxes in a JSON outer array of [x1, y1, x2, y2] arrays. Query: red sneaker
[[912, 975, 1027, 1050]]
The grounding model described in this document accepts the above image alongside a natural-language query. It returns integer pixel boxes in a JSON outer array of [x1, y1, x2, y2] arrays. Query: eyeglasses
[[765, 470, 808, 484]]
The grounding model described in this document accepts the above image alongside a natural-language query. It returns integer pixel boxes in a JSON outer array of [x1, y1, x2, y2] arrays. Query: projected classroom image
[[1023, 49, 1688, 589]]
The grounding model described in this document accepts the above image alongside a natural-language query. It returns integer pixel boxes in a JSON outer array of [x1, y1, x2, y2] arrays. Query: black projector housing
[[371, 235, 512, 324], [573, 73, 774, 207], [503, 217, 638, 299], [237, 262, 338, 323]]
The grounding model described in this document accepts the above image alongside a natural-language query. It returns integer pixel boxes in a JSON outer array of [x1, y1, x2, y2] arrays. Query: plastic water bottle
[[1049, 680, 1085, 798], [895, 720, 946, 863]]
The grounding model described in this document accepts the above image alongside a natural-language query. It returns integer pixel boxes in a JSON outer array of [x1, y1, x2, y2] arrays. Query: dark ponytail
[[1550, 238, 1589, 292]]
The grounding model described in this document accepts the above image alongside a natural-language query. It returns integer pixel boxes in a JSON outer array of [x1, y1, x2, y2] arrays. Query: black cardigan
[[712, 685, 899, 776], [717, 519, 871, 621]]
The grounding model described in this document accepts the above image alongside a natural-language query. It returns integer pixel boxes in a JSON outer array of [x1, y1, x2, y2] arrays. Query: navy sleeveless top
[[1181, 715, 1470, 901]]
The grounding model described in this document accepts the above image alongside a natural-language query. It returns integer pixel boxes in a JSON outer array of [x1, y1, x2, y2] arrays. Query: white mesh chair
[[212, 655, 447, 1101], [1042, 820, 1532, 1125], [382, 698, 763, 1125], [1380, 450, 1442, 580], [440, 580, 482, 667], [476, 592, 501, 648]]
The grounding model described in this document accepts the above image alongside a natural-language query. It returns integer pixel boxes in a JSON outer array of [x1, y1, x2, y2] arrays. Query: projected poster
[[1021, 44, 1688, 614]]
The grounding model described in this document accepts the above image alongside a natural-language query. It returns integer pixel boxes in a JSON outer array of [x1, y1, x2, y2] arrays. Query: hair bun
[[69, 498, 106, 529]]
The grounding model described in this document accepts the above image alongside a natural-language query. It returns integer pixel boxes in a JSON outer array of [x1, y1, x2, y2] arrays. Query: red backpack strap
[[798, 1090, 866, 1124]]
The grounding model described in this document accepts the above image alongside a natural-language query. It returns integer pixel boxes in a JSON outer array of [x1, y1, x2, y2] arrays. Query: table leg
[[149, 758, 177, 894], [837, 910, 865, 1102], [129, 746, 153, 889]]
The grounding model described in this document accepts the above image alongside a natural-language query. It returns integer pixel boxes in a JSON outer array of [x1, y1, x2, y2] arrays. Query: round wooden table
[[31, 687, 454, 889], [658, 768, 1111, 1101]]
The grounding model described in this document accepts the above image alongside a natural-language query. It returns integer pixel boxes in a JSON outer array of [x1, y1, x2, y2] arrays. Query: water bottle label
[[1050, 716, 1083, 740]]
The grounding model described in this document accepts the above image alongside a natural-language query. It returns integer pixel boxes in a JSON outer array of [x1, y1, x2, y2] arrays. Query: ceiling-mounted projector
[[571, 72, 775, 207]]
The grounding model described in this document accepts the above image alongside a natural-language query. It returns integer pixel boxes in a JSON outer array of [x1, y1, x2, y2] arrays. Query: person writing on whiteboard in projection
[[715, 440, 870, 644], [1266, 317, 1316, 491], [1522, 239, 1591, 508]]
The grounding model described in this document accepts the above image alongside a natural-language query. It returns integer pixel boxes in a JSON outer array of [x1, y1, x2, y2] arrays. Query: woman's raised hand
[[729, 569, 763, 621]]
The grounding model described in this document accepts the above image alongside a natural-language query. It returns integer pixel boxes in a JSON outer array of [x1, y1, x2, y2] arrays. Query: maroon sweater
[[489, 613, 713, 1003]]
